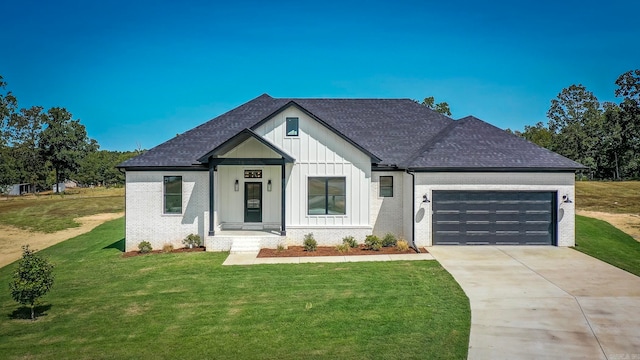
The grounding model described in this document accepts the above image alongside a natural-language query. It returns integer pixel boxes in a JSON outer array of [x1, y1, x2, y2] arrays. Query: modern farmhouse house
[[117, 94, 583, 252]]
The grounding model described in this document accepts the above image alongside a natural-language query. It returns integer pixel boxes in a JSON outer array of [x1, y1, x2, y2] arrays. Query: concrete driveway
[[428, 246, 640, 360]]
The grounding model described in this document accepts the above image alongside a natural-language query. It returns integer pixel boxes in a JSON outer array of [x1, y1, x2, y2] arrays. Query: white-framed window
[[164, 176, 182, 214], [308, 177, 346, 215], [286, 117, 299, 136], [380, 176, 393, 197]]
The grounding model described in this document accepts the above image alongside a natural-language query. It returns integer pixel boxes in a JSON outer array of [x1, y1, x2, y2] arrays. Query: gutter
[[406, 170, 421, 253]]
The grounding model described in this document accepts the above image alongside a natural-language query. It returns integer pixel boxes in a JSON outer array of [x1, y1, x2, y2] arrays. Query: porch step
[[230, 238, 261, 254]]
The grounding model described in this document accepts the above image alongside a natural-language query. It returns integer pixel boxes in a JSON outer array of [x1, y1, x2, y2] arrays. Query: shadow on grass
[[8, 304, 52, 320], [103, 238, 125, 252]]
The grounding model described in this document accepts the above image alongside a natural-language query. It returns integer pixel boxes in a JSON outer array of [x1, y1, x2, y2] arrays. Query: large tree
[[7, 106, 47, 188], [39, 107, 97, 192], [613, 70, 640, 178], [547, 84, 603, 177]]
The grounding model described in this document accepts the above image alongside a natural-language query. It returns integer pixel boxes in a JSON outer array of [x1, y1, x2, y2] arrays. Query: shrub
[[303, 233, 317, 252], [138, 241, 152, 253], [336, 243, 350, 253], [276, 243, 286, 252], [364, 235, 382, 251], [396, 239, 410, 252], [382, 233, 397, 247], [162, 243, 174, 253], [342, 236, 358, 248], [183, 234, 202, 248], [10, 245, 55, 320]]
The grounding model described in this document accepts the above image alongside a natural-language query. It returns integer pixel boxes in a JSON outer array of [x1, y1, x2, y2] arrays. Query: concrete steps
[[230, 237, 261, 254]]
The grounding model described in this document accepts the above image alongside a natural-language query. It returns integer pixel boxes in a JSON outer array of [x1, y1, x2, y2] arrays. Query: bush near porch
[[0, 218, 470, 360]]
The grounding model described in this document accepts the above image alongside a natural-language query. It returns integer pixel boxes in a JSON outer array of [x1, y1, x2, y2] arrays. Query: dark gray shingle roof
[[118, 95, 583, 171]]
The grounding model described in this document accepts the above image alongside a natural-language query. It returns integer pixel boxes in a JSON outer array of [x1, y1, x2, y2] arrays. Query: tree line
[[507, 70, 640, 180], [0, 75, 140, 193]]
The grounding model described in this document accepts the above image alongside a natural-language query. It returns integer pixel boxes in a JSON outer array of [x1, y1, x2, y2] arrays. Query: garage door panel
[[433, 191, 556, 245]]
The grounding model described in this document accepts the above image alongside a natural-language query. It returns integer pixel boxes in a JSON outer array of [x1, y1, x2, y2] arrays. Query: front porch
[[206, 229, 286, 253]]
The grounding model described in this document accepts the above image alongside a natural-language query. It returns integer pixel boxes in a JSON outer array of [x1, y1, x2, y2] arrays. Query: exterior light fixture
[[234, 179, 239, 191], [422, 194, 430, 203], [267, 179, 272, 192], [562, 194, 572, 203]]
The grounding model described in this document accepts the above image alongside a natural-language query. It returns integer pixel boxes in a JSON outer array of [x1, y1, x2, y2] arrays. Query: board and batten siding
[[254, 105, 372, 243], [125, 171, 209, 251], [412, 172, 576, 247]]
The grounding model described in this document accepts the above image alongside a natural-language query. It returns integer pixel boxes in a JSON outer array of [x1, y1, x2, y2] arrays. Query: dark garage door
[[432, 191, 556, 245]]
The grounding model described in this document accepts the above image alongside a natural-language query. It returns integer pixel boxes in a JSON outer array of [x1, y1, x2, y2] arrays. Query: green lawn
[[575, 215, 640, 276], [0, 218, 470, 359], [0, 187, 124, 232]]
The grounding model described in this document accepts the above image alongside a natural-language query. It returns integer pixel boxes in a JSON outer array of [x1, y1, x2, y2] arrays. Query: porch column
[[208, 162, 215, 236], [280, 159, 286, 236]]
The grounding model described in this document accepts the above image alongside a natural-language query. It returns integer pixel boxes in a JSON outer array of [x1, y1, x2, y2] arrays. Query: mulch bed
[[258, 245, 423, 258], [122, 246, 206, 258]]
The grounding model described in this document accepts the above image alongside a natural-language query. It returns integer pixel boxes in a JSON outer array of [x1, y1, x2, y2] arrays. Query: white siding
[[411, 172, 576, 247], [255, 106, 372, 233], [125, 171, 209, 251]]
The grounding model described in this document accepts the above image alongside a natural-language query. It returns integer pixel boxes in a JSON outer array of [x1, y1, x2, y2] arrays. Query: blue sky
[[1, 0, 638, 151]]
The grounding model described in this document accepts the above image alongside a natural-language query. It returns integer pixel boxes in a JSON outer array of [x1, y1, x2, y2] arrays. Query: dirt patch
[[0, 212, 124, 268], [577, 210, 640, 241], [258, 245, 421, 257]]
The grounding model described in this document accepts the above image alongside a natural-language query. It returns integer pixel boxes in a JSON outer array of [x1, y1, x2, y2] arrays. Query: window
[[380, 176, 393, 197], [164, 176, 182, 214], [286, 117, 299, 136], [308, 177, 346, 215]]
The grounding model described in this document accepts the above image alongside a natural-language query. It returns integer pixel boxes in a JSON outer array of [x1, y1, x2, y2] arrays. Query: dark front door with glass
[[244, 182, 262, 223]]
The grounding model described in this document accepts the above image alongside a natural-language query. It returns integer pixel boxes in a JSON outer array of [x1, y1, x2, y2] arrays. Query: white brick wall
[[370, 171, 405, 238], [125, 171, 209, 251]]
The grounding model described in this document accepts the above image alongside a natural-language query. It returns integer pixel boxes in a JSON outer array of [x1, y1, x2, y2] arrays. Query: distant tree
[[419, 96, 452, 116], [7, 106, 47, 189], [10, 245, 55, 320], [76, 150, 138, 186], [519, 122, 554, 149], [547, 84, 603, 177], [613, 69, 640, 178], [0, 75, 18, 134], [39, 108, 97, 192]]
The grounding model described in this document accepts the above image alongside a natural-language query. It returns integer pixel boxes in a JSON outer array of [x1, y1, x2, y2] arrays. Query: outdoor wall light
[[422, 194, 430, 203], [562, 194, 572, 203], [234, 179, 239, 191], [267, 179, 272, 192]]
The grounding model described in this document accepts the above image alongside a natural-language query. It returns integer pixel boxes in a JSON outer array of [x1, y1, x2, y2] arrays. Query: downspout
[[406, 170, 420, 253]]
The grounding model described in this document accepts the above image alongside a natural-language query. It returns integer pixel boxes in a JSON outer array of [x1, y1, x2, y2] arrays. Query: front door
[[244, 182, 262, 223]]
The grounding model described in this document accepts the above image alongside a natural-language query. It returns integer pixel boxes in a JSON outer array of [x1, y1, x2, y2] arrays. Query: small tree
[[10, 245, 55, 320]]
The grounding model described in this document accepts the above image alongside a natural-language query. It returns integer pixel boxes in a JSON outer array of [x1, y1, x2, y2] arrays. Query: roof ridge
[[402, 118, 463, 167]]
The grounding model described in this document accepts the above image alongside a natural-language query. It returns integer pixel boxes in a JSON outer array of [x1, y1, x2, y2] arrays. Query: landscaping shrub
[[138, 241, 152, 253], [396, 239, 409, 252], [336, 243, 350, 253], [183, 234, 202, 248], [364, 235, 382, 251], [303, 233, 317, 252], [276, 243, 286, 252], [162, 243, 174, 253], [342, 236, 358, 248], [382, 233, 397, 247]]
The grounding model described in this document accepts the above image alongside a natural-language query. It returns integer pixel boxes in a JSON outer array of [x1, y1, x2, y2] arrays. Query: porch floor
[[215, 230, 282, 237]]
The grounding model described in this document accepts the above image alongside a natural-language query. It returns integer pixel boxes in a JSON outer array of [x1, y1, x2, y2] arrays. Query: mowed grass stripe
[[575, 215, 640, 277], [0, 218, 470, 360]]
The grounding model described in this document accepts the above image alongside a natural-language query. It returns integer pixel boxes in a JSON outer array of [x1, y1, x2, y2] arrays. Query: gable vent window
[[286, 117, 299, 136], [380, 176, 393, 197], [164, 176, 182, 214]]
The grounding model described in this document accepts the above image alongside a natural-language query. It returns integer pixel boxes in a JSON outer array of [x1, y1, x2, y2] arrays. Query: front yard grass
[[0, 218, 470, 359], [575, 215, 640, 276]]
